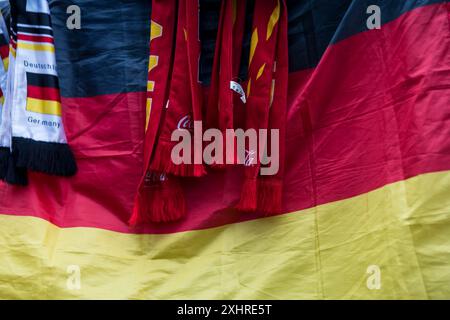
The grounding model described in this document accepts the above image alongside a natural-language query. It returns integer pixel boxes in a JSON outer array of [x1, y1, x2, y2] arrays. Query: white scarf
[[0, 0, 76, 185]]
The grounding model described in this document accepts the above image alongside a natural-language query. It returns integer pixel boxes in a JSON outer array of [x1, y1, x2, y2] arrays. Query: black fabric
[[6, 155, 28, 186], [17, 11, 52, 27], [12, 137, 77, 177], [27, 72, 60, 88], [48, 0, 444, 97], [0, 147, 8, 179], [50, 0, 152, 98], [0, 147, 28, 186]]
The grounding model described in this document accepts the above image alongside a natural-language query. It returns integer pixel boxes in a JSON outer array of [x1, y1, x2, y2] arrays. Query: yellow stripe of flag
[[17, 42, 55, 53], [26, 97, 61, 116], [0, 171, 449, 299], [2, 57, 8, 70]]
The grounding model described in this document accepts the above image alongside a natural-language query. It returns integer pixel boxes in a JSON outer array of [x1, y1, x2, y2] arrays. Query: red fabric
[[131, 0, 183, 225], [27, 85, 60, 101], [0, 4, 448, 233], [0, 44, 8, 60], [186, 0, 203, 125], [142, 0, 176, 167], [205, 0, 225, 132], [132, 0, 205, 224], [236, 0, 288, 213], [256, 0, 288, 214], [17, 34, 54, 44], [149, 0, 205, 177], [206, 0, 246, 167]]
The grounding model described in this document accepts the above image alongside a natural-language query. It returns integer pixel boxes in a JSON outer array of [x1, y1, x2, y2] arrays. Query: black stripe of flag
[[17, 26, 53, 37], [26, 72, 59, 89], [17, 12, 52, 28]]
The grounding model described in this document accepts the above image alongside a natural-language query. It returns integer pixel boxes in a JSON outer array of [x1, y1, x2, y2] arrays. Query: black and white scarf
[[0, 0, 76, 185]]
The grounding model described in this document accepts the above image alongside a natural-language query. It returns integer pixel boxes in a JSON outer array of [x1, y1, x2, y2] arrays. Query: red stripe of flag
[[0, 4, 448, 234], [27, 85, 60, 101], [17, 34, 54, 44], [0, 45, 7, 60]]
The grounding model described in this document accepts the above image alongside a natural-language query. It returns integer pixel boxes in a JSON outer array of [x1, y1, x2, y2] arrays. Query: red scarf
[[236, 0, 288, 215], [131, 0, 288, 224], [131, 0, 204, 224], [149, 0, 205, 177], [206, 0, 246, 167]]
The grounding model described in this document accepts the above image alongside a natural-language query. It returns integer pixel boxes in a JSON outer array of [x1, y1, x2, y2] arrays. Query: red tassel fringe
[[150, 140, 206, 177], [129, 178, 186, 225], [236, 177, 284, 215], [257, 178, 283, 216], [236, 178, 258, 212]]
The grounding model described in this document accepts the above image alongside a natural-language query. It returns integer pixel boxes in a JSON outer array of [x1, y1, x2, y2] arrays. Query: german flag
[[0, 0, 449, 300], [26, 72, 61, 116]]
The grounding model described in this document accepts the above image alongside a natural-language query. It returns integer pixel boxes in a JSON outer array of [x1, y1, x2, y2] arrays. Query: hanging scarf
[[148, 0, 205, 177], [131, 0, 204, 224], [0, 1, 27, 184], [0, 0, 76, 185], [131, 0, 180, 224], [0, 9, 10, 180], [236, 0, 288, 215], [206, 0, 246, 167]]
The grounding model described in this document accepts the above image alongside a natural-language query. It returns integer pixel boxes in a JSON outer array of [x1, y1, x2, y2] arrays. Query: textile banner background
[[0, 0, 449, 299]]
